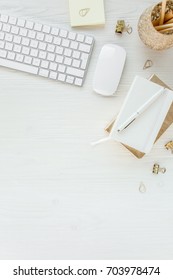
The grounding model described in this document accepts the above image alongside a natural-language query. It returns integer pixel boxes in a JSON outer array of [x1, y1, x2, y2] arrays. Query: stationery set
[[105, 75, 173, 158]]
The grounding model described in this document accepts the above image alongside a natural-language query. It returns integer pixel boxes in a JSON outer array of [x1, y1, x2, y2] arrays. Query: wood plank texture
[[0, 0, 172, 260]]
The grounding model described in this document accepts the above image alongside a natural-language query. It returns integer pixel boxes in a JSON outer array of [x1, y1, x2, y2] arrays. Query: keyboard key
[[72, 50, 80, 59], [42, 25, 51, 34], [22, 37, 30, 46], [64, 48, 72, 57], [59, 29, 67, 38], [25, 21, 34, 30], [41, 60, 49, 68], [11, 26, 19, 35], [5, 42, 13, 51], [34, 23, 42, 32], [47, 44, 55, 52], [16, 54, 24, 62], [70, 41, 78, 50], [55, 46, 63, 55], [19, 28, 28, 37], [17, 19, 25, 27], [39, 68, 49, 77], [79, 43, 91, 53], [49, 71, 57, 79], [0, 49, 7, 58], [64, 57, 72, 66], [76, 34, 84, 42], [66, 75, 74, 84], [22, 46, 30, 55], [0, 32, 5, 40], [58, 73, 66, 82], [13, 35, 21, 44], [62, 39, 70, 47], [36, 32, 44, 41], [30, 39, 38, 48], [53, 37, 61, 45], [68, 32, 76, 40], [51, 27, 59, 36], [13, 44, 22, 53], [58, 64, 66, 73], [45, 34, 53, 43], [0, 57, 38, 74], [49, 62, 57, 71], [85, 36, 93, 45], [9, 16, 17, 25], [81, 59, 88, 70], [28, 30, 36, 39], [56, 55, 63, 63], [5, 34, 13, 42], [3, 24, 11, 32], [0, 41, 4, 48], [39, 42, 46, 50], [75, 78, 83, 86], [47, 53, 55, 61], [66, 67, 84, 78], [24, 56, 32, 64], [1, 15, 9, 23], [72, 59, 80, 68], [7, 52, 15, 60], [30, 49, 38, 57], [32, 58, 40, 66], [39, 51, 46, 59]]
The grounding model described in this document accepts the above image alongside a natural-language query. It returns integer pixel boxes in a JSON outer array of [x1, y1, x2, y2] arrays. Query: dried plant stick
[[155, 22, 173, 31], [164, 10, 173, 22], [165, 18, 173, 24], [159, 27, 173, 33], [159, 0, 167, 25], [152, 18, 160, 26]]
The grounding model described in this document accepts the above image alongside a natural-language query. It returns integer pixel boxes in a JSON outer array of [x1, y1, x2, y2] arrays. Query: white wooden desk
[[0, 0, 173, 260]]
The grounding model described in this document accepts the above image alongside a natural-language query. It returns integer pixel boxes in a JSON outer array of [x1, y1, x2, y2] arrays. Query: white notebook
[[110, 76, 173, 154]]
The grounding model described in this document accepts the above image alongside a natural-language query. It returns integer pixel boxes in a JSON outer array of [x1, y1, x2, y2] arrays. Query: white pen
[[117, 87, 166, 132]]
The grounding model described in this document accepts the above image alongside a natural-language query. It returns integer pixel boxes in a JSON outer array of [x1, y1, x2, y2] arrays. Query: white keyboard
[[0, 13, 94, 86]]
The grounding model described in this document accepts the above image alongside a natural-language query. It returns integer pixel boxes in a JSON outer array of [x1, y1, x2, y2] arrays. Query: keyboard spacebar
[[0, 58, 38, 75]]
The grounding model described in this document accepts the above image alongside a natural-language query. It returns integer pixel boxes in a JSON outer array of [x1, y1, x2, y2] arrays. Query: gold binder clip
[[165, 141, 173, 153], [152, 163, 166, 174], [115, 20, 125, 34], [143, 59, 153, 70]]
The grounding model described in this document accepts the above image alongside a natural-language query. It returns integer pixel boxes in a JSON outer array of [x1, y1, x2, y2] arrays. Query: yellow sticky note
[[69, 0, 105, 27]]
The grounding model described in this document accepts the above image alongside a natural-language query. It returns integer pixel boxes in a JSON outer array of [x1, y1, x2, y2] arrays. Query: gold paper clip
[[125, 24, 133, 34], [115, 20, 125, 34], [152, 163, 166, 174], [165, 141, 173, 153], [143, 59, 153, 70], [139, 182, 146, 193]]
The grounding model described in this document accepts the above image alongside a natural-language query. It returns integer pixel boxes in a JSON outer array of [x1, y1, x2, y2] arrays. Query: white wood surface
[[0, 0, 173, 260]]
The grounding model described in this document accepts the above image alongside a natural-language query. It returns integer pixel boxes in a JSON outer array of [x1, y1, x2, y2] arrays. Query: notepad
[[69, 0, 105, 27], [110, 76, 173, 154]]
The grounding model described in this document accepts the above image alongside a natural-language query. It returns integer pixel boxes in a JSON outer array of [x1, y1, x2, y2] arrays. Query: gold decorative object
[[115, 20, 125, 34], [115, 20, 132, 35], [165, 140, 173, 153], [153, 163, 166, 174], [143, 59, 153, 69], [138, 1, 173, 50], [79, 8, 90, 17]]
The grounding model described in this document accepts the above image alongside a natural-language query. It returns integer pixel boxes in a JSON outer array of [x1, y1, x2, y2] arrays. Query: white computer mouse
[[93, 44, 126, 96]]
